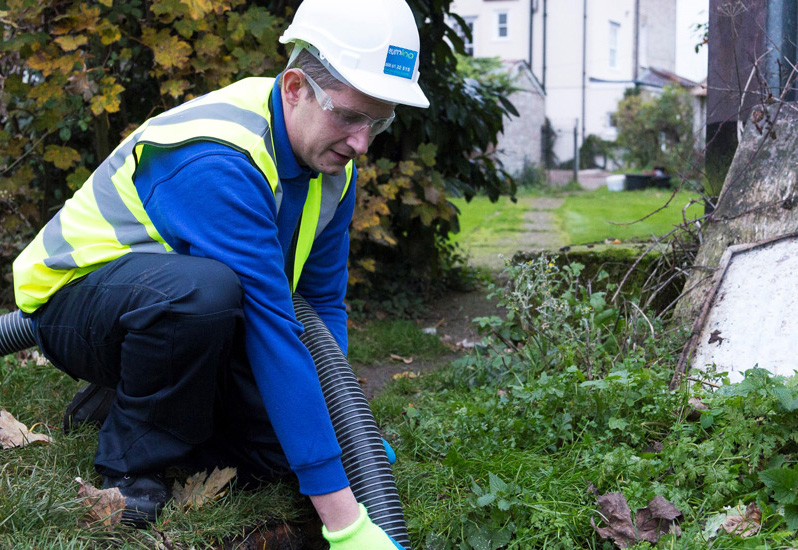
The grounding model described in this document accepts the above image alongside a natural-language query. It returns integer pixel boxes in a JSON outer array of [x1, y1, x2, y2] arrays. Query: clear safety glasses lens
[[301, 71, 395, 137]]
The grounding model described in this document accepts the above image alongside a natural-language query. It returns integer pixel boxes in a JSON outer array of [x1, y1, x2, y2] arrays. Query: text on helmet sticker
[[384, 45, 417, 79]]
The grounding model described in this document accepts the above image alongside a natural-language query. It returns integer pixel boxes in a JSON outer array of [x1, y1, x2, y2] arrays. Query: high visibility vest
[[13, 77, 353, 313]]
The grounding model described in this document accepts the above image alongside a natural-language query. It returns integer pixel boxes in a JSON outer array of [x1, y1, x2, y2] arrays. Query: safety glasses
[[300, 70, 396, 137]]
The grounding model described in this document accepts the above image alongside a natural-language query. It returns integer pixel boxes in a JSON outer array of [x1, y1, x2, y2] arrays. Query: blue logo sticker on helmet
[[384, 45, 417, 79]]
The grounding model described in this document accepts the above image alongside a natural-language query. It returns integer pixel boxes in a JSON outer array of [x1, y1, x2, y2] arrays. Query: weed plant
[[374, 256, 798, 549]]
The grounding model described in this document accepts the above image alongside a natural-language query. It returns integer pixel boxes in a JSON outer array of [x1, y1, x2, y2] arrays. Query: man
[[12, 0, 428, 546]]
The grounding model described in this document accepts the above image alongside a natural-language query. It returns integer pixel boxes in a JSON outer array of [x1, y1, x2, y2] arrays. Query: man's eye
[[337, 111, 364, 125]]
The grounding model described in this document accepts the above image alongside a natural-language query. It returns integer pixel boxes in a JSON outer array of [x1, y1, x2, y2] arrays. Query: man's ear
[[282, 69, 304, 107]]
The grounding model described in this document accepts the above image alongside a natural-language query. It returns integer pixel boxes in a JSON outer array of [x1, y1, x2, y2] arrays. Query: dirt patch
[[352, 286, 503, 400]]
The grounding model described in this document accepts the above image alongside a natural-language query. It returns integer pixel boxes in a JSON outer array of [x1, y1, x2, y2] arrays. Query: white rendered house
[[450, 0, 679, 166]]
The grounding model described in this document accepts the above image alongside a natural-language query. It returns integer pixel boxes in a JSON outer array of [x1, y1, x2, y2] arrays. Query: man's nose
[[346, 126, 371, 156]]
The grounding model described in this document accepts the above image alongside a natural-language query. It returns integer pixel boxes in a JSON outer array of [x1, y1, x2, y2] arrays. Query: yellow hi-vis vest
[[13, 77, 353, 314]]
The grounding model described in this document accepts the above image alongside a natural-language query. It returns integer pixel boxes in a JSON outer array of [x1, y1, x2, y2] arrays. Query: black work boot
[[103, 473, 169, 527], [63, 383, 116, 434]]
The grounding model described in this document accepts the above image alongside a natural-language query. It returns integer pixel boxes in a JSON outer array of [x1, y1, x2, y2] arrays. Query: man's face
[[283, 70, 395, 176]]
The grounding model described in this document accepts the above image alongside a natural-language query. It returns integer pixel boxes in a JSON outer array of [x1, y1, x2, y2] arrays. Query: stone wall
[[495, 63, 547, 176]]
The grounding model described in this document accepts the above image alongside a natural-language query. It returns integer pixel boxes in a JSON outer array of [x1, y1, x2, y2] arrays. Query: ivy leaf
[[193, 33, 223, 59], [97, 19, 122, 45], [180, 0, 213, 21], [142, 28, 192, 70], [66, 166, 92, 192], [417, 143, 437, 167], [44, 145, 82, 170], [161, 78, 191, 99], [89, 77, 125, 115], [54, 34, 88, 51]]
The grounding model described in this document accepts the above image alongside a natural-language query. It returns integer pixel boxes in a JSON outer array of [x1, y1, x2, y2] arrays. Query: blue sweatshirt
[[132, 77, 355, 495]]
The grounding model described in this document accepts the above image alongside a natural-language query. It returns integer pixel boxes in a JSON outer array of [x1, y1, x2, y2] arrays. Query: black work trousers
[[31, 253, 291, 480]]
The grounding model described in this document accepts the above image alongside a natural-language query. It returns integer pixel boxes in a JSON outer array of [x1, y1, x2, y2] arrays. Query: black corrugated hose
[[0, 310, 35, 356], [293, 294, 410, 547], [0, 299, 410, 547]]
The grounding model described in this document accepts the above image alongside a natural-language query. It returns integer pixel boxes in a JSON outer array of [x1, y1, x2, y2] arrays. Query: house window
[[496, 11, 508, 39], [609, 21, 620, 69], [455, 17, 476, 56]]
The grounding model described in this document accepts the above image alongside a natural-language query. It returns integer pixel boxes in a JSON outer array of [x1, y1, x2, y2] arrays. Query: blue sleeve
[[295, 166, 356, 355], [135, 143, 349, 495]]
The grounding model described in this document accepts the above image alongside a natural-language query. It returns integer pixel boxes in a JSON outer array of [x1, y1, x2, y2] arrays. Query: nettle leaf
[[759, 467, 798, 504], [476, 493, 495, 507], [785, 504, 798, 531], [44, 145, 81, 170], [54, 34, 88, 51], [488, 472, 508, 495]]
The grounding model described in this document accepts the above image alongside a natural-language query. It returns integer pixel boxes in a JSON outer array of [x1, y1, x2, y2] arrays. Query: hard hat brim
[[338, 67, 430, 109]]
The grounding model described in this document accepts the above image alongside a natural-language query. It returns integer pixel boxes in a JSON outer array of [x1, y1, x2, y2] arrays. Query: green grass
[[0, 356, 313, 549], [557, 187, 703, 245], [348, 319, 449, 365], [448, 187, 702, 269]]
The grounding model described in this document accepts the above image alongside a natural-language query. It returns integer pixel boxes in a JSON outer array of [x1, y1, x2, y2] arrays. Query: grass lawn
[[449, 187, 703, 267], [557, 187, 703, 245]]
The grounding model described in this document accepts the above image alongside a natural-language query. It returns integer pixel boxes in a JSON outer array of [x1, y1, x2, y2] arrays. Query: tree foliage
[[0, 0, 515, 306], [614, 85, 695, 174]]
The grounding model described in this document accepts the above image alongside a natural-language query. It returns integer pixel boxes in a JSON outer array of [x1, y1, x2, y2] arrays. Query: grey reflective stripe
[[274, 181, 284, 213], [148, 102, 270, 138], [41, 95, 277, 270], [264, 135, 283, 212], [315, 171, 350, 239], [42, 210, 77, 269], [93, 138, 167, 252]]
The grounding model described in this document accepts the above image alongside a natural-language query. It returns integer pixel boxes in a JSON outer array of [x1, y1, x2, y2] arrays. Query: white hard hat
[[279, 0, 430, 108]]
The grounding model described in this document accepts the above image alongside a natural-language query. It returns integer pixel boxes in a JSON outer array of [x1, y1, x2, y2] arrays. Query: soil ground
[[352, 285, 503, 399]]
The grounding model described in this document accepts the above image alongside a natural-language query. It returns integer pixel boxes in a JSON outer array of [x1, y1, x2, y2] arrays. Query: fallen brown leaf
[[591, 491, 683, 548], [392, 371, 418, 380], [722, 503, 761, 538], [389, 354, 414, 364], [591, 492, 637, 548], [636, 495, 683, 543], [76, 477, 126, 527], [0, 408, 53, 449], [172, 467, 237, 509]]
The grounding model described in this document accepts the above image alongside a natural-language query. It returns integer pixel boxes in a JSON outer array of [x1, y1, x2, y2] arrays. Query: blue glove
[[323, 503, 405, 549], [388, 534, 405, 549], [382, 437, 396, 464]]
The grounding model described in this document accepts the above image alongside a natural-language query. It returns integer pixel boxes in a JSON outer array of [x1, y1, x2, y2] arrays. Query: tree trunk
[[674, 102, 798, 325]]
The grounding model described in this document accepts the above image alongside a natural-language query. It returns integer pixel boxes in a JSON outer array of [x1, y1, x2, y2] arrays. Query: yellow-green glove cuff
[[322, 503, 369, 542]]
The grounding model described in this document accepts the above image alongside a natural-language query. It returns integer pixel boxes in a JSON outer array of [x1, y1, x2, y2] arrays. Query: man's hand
[[323, 503, 405, 549]]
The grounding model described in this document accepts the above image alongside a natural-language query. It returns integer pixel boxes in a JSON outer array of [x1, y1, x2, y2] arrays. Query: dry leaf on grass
[[392, 371, 418, 380], [0, 408, 52, 449], [722, 503, 762, 538], [591, 491, 683, 548], [172, 467, 237, 509], [76, 477, 126, 527], [591, 492, 637, 548], [389, 354, 414, 364]]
